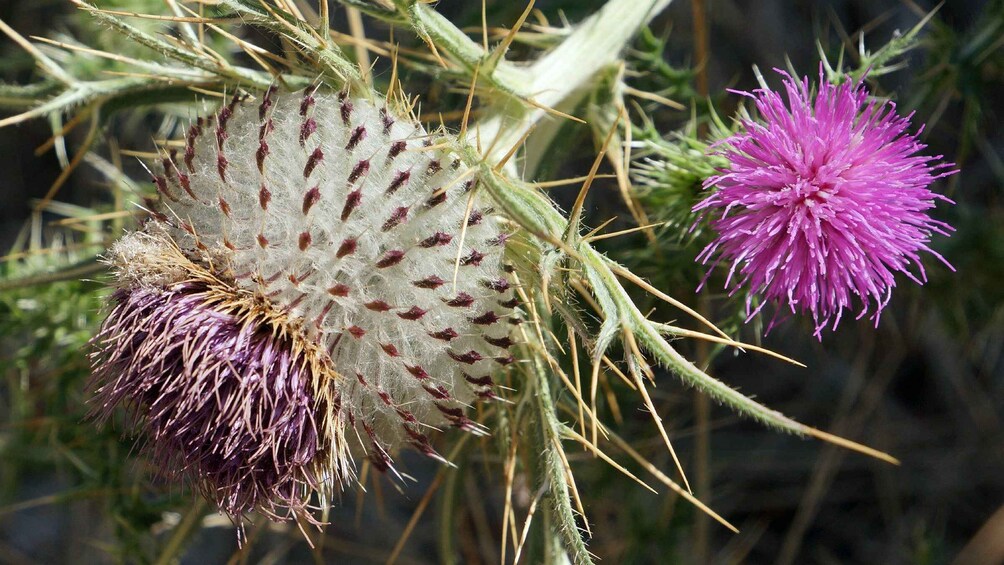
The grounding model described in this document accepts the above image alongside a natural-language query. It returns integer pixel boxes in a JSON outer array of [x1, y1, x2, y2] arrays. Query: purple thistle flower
[[694, 69, 955, 337], [90, 281, 325, 523]]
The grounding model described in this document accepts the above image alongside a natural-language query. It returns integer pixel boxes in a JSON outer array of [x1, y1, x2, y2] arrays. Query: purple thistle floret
[[90, 281, 323, 522], [695, 69, 955, 337]]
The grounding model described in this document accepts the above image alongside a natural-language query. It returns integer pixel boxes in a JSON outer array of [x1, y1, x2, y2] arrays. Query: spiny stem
[[532, 350, 594, 565], [477, 0, 675, 165], [407, 2, 531, 96]]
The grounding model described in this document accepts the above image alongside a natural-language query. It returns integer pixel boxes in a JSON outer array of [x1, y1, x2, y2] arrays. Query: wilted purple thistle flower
[[91, 278, 324, 522], [694, 69, 955, 337], [89, 88, 517, 523]]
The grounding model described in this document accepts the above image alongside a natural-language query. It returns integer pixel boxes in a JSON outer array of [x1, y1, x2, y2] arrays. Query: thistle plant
[[0, 0, 959, 562]]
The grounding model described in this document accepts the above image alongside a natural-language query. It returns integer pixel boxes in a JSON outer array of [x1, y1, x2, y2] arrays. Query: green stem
[[477, 0, 674, 164], [438, 462, 461, 565], [407, 2, 532, 96], [532, 351, 593, 565], [0, 259, 105, 291], [153, 499, 207, 565]]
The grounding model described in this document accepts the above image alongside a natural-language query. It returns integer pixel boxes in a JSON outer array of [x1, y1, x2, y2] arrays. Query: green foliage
[[631, 124, 728, 236], [630, 26, 697, 101]]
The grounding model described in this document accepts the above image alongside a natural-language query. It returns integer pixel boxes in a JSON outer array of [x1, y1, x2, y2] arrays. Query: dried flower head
[[91, 243, 329, 521], [694, 70, 955, 337], [89, 88, 517, 521]]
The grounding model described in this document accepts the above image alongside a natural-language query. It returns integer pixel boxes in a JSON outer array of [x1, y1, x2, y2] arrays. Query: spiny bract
[[89, 87, 518, 522]]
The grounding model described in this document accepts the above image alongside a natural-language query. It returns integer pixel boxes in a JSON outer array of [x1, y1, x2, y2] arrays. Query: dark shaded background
[[1, 1, 1001, 563]]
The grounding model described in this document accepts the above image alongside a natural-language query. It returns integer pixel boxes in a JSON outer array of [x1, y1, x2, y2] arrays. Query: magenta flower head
[[694, 69, 955, 337], [89, 88, 517, 524]]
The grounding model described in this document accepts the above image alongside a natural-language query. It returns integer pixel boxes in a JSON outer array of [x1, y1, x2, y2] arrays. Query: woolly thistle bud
[[89, 88, 518, 522]]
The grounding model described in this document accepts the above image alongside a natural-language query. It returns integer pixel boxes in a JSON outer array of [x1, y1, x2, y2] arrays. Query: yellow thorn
[[521, 95, 587, 124], [589, 349, 602, 450], [586, 221, 668, 243], [30, 36, 143, 68], [535, 174, 617, 189], [801, 426, 900, 465], [0, 17, 74, 86], [185, 85, 228, 99], [480, 0, 489, 51], [623, 85, 686, 110], [579, 217, 619, 241], [601, 354, 636, 390], [624, 327, 693, 493], [32, 108, 87, 156], [512, 486, 543, 565], [418, 26, 448, 68], [492, 123, 536, 172], [551, 435, 591, 537], [500, 438, 519, 565], [611, 263, 732, 340], [562, 427, 657, 494], [600, 375, 625, 424], [319, 0, 330, 38], [487, 0, 536, 69], [385, 41, 400, 106], [569, 326, 587, 443], [459, 63, 481, 140], [656, 323, 806, 367], [566, 114, 621, 241], [610, 101, 658, 245], [452, 188, 479, 291], [606, 429, 740, 533], [386, 472, 443, 565], [49, 210, 139, 226], [33, 112, 100, 212], [75, 7, 210, 22]]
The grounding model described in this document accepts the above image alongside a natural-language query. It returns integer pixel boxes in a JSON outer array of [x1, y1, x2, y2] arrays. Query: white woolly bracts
[[90, 87, 518, 522]]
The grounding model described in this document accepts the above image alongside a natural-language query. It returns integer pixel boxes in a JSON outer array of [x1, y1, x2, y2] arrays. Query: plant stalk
[[475, 0, 674, 166]]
